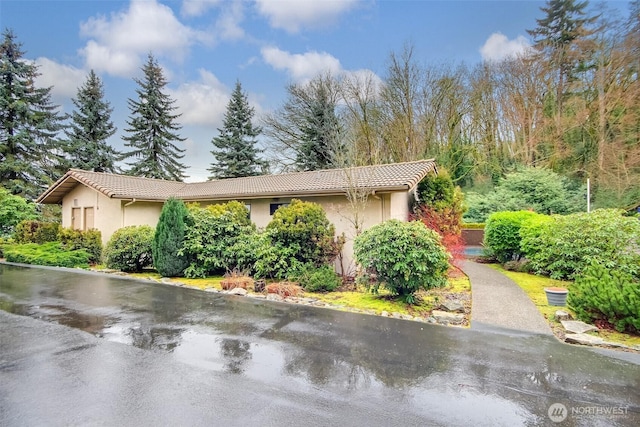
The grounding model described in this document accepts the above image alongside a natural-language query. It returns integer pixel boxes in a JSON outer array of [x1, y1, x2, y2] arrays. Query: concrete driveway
[[1, 263, 639, 426]]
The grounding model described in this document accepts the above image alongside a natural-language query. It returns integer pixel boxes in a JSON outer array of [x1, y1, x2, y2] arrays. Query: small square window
[[270, 203, 289, 215]]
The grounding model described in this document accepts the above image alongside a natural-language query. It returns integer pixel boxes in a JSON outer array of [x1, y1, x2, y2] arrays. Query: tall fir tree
[[121, 54, 187, 181], [0, 29, 66, 199], [527, 0, 596, 115], [65, 70, 119, 173], [208, 81, 265, 179]]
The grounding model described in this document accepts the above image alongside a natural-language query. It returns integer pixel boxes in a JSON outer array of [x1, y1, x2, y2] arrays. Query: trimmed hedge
[[483, 210, 540, 263], [520, 209, 640, 280]]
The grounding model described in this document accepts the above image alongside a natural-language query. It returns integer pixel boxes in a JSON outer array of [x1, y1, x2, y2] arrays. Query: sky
[[0, 0, 634, 182]]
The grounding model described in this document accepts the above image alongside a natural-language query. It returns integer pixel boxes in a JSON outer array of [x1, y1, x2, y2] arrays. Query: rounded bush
[[290, 264, 341, 292], [354, 220, 450, 303], [256, 199, 341, 279], [104, 225, 154, 272], [483, 210, 540, 263]]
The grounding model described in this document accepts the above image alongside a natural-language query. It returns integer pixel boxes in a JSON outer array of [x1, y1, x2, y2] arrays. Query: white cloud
[[181, 0, 221, 17], [480, 32, 532, 62], [255, 0, 359, 33], [169, 69, 230, 128], [33, 58, 87, 102], [79, 0, 209, 77], [216, 0, 245, 41], [261, 46, 342, 82]]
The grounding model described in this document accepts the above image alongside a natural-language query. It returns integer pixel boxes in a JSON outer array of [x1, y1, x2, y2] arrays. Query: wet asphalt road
[[1, 264, 639, 426]]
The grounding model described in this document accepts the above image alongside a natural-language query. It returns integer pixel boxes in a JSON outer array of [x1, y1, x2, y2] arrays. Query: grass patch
[[488, 264, 571, 324], [307, 273, 471, 319], [489, 264, 640, 348], [125, 271, 224, 291]]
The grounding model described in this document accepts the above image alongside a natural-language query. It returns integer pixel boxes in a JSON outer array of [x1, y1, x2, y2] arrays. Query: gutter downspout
[[122, 199, 136, 227]]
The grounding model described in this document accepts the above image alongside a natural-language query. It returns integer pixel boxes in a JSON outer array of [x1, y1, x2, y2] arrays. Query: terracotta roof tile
[[37, 160, 437, 204]]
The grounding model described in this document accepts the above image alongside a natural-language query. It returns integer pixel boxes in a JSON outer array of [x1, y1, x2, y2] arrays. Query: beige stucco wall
[[122, 201, 162, 229], [62, 185, 122, 245], [64, 184, 414, 273]]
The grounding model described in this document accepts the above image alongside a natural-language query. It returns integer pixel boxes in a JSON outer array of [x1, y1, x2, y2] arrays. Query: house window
[[270, 203, 289, 215]]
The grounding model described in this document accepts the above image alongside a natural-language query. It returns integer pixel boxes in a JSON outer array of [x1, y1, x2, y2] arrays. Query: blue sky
[[0, 0, 632, 181]]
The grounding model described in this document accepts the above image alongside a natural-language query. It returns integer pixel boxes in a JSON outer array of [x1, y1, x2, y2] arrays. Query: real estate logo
[[548, 403, 568, 423]]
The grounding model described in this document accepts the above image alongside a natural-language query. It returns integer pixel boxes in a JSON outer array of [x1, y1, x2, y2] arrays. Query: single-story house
[[37, 160, 437, 273]]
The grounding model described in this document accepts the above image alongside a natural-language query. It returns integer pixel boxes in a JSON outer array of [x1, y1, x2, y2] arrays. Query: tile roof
[[37, 160, 437, 204]]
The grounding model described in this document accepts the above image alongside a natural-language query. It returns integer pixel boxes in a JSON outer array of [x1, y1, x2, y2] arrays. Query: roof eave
[[181, 185, 411, 202]]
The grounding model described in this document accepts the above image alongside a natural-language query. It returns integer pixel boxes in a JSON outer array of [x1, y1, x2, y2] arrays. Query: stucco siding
[[122, 202, 162, 229], [62, 185, 122, 245]]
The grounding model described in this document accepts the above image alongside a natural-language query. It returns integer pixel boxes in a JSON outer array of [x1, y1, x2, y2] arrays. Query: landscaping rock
[[439, 300, 464, 313], [380, 311, 390, 317], [561, 320, 598, 334], [431, 310, 465, 325], [565, 333, 604, 346], [554, 310, 572, 321], [427, 316, 436, 324], [266, 293, 284, 302], [226, 288, 247, 296]]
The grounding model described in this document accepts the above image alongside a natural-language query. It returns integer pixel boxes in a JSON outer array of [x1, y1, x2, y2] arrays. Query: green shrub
[[354, 220, 450, 304], [483, 211, 541, 263], [255, 199, 342, 279], [153, 198, 190, 277], [0, 188, 38, 237], [181, 201, 257, 278], [58, 228, 102, 263], [289, 264, 341, 292], [463, 167, 584, 222], [520, 209, 640, 280], [104, 225, 154, 272], [13, 220, 61, 244], [4, 242, 90, 268], [568, 263, 640, 333]]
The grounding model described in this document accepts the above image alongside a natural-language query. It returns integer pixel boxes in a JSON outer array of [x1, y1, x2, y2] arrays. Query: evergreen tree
[[0, 29, 66, 199], [121, 54, 187, 181], [208, 81, 265, 179], [527, 0, 596, 115], [65, 70, 119, 173], [152, 197, 189, 277], [262, 73, 343, 171]]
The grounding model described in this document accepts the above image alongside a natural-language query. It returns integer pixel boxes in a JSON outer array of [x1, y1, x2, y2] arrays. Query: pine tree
[[527, 0, 596, 115], [0, 29, 66, 199], [208, 81, 265, 179], [152, 197, 189, 277], [65, 70, 119, 173], [262, 73, 343, 171], [121, 54, 187, 181]]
